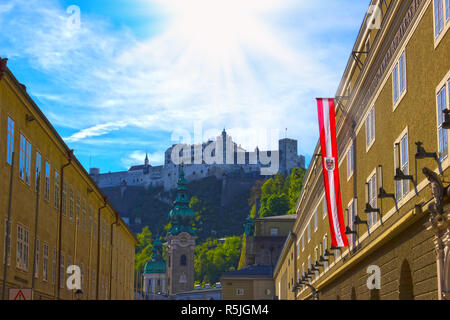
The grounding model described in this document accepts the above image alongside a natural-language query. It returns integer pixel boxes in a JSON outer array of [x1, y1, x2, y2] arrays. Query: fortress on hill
[[90, 130, 305, 191]]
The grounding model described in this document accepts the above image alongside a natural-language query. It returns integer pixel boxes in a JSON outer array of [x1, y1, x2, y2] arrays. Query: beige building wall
[[0, 64, 137, 300]]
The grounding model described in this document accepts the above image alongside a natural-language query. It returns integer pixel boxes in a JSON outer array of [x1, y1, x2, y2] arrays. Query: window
[[35, 152, 41, 192], [270, 228, 279, 236], [54, 171, 60, 209], [366, 107, 375, 148], [322, 236, 328, 270], [314, 248, 319, 278], [19, 135, 31, 184], [62, 181, 67, 216], [92, 271, 96, 298], [60, 253, 65, 289], [314, 210, 318, 231], [322, 197, 327, 218], [348, 199, 357, 248], [89, 208, 93, 234], [69, 187, 74, 220], [307, 222, 311, 242], [43, 243, 48, 281], [7, 117, 14, 165], [76, 194, 81, 227], [236, 288, 244, 296], [180, 255, 187, 266], [367, 172, 378, 228], [82, 200, 86, 232], [34, 238, 40, 278], [347, 143, 354, 179], [301, 234, 305, 251], [307, 256, 311, 276], [52, 248, 56, 284], [437, 85, 449, 161], [434, 0, 445, 38], [393, 51, 407, 105], [395, 133, 410, 201], [3, 220, 11, 265], [45, 162, 50, 201], [17, 225, 29, 271]]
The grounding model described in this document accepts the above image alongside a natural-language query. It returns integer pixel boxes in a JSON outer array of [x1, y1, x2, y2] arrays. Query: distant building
[[221, 214, 296, 300], [221, 265, 275, 300], [90, 130, 305, 192]]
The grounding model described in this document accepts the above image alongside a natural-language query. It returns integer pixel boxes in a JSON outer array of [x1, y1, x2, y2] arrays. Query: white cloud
[[121, 150, 164, 169], [0, 0, 369, 167]]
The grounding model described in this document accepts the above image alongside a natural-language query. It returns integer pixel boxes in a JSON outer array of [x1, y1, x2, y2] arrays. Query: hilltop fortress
[[90, 130, 305, 191]]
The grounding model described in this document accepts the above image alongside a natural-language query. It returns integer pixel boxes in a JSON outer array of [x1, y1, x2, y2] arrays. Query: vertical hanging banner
[[316, 98, 348, 248]]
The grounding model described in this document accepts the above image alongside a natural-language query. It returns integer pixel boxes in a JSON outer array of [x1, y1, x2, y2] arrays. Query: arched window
[[180, 255, 187, 266]]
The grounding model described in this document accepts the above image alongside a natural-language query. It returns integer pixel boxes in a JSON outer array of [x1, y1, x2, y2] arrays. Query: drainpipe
[[31, 173, 41, 298], [2, 152, 15, 300], [109, 211, 119, 299], [292, 232, 298, 301], [96, 197, 107, 300], [56, 150, 73, 299]]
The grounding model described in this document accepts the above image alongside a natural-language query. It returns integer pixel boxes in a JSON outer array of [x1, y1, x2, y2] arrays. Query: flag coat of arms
[[316, 98, 348, 248]]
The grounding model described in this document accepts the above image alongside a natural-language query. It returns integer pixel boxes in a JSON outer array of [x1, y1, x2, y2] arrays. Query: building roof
[[256, 214, 297, 221], [221, 265, 274, 279]]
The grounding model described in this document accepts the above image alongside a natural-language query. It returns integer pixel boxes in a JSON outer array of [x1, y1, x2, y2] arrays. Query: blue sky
[[0, 0, 370, 172]]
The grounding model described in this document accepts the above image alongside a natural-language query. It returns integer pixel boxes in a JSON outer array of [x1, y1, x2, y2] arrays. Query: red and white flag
[[316, 98, 348, 248]]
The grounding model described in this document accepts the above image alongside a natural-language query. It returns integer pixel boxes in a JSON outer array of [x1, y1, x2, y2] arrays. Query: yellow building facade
[[275, 0, 449, 300], [0, 61, 137, 300]]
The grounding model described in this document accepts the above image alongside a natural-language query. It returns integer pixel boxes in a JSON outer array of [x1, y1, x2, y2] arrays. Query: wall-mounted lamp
[[319, 255, 329, 262], [345, 226, 357, 235], [442, 109, 450, 129], [314, 261, 323, 268], [26, 114, 35, 122], [377, 165, 395, 200], [365, 182, 381, 215], [394, 143, 414, 182], [311, 265, 319, 272], [330, 246, 341, 251], [324, 249, 334, 257], [415, 142, 437, 160]]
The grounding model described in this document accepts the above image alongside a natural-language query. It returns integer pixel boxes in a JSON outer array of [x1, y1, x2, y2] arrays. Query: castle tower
[[165, 170, 197, 296], [145, 152, 149, 166]]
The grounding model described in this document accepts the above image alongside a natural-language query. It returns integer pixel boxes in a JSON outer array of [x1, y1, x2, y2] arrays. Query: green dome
[[144, 259, 166, 274]]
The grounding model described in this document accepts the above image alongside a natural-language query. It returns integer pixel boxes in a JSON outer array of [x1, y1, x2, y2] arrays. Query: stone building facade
[[274, 0, 449, 300]]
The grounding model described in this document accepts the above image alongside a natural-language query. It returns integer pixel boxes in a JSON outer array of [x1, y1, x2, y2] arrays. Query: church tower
[[165, 169, 197, 296]]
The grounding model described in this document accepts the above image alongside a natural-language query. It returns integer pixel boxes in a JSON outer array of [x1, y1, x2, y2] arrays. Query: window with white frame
[[45, 162, 50, 202], [54, 171, 60, 210], [3, 220, 11, 265], [347, 143, 354, 179], [434, 0, 449, 38], [393, 51, 407, 105], [52, 248, 56, 284], [307, 256, 311, 276], [437, 83, 449, 161], [19, 135, 31, 185], [60, 253, 65, 288], [69, 187, 74, 220], [334, 246, 340, 261], [34, 238, 40, 278], [322, 197, 327, 218], [395, 133, 410, 201], [366, 107, 375, 148], [62, 181, 67, 216], [35, 152, 41, 192], [301, 234, 305, 251], [82, 199, 87, 232], [302, 264, 305, 288], [348, 199, 357, 248], [43, 243, 48, 281], [7, 117, 14, 165], [307, 222, 311, 242], [17, 225, 29, 271], [322, 235, 328, 270], [270, 228, 278, 236], [314, 247, 319, 278], [76, 194, 81, 227], [314, 209, 318, 231], [367, 172, 378, 228]]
